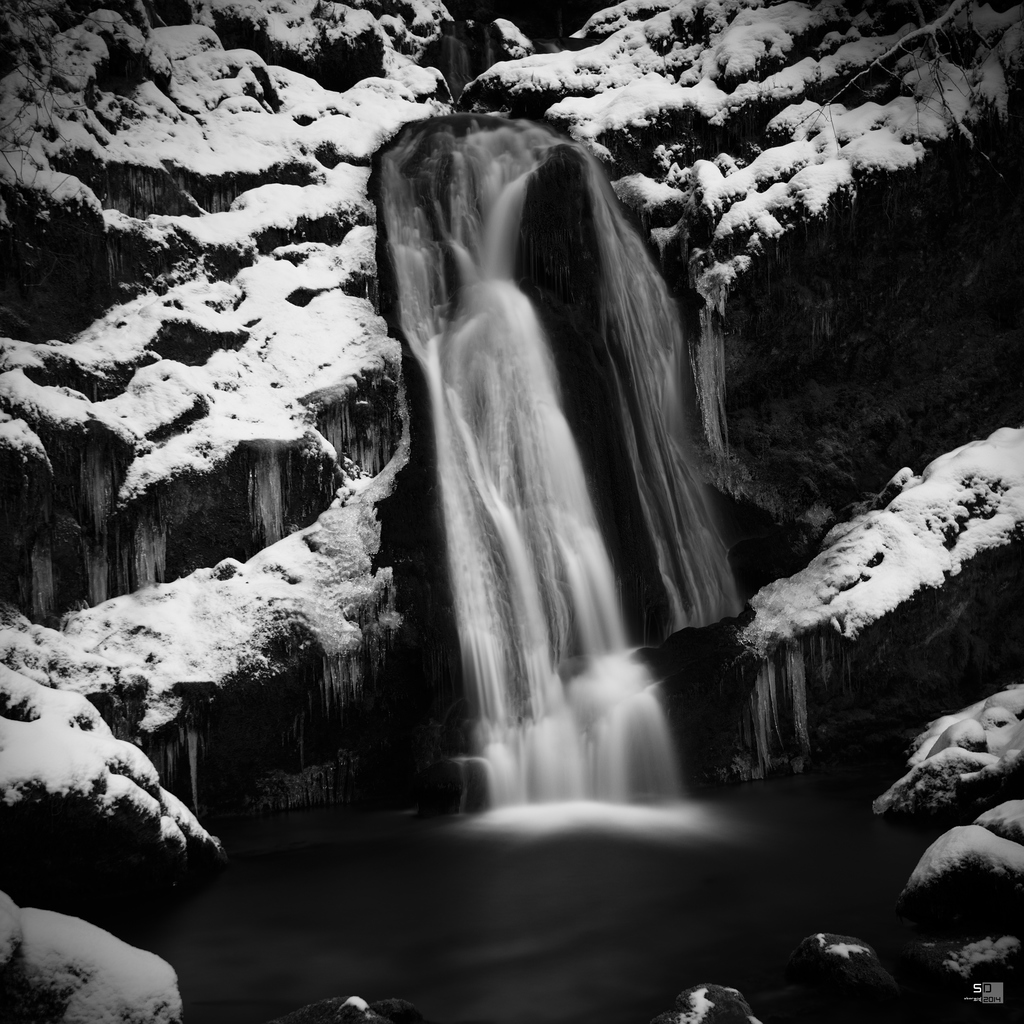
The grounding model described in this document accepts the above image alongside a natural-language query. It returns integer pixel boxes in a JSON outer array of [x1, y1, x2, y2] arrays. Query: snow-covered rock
[[266, 994, 420, 1024], [0, 889, 182, 1024], [0, 0, 447, 814], [744, 428, 1024, 648], [0, 663, 225, 905], [785, 932, 899, 1000], [872, 747, 1000, 820], [896, 825, 1024, 926], [901, 933, 1022, 988], [974, 800, 1024, 845], [873, 685, 1024, 820], [649, 982, 764, 1024]]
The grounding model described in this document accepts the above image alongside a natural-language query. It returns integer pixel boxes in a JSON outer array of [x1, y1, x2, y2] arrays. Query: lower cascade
[[382, 117, 736, 805]]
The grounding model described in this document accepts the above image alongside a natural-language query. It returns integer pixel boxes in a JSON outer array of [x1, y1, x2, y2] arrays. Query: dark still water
[[96, 770, 1019, 1024]]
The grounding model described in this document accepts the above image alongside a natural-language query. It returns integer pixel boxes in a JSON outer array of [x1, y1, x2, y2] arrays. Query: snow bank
[[0, 890, 182, 1024]]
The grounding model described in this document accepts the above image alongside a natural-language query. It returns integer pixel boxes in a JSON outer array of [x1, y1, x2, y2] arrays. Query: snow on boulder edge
[[0, 889, 182, 1024], [0, 664, 225, 908], [896, 825, 1024, 927]]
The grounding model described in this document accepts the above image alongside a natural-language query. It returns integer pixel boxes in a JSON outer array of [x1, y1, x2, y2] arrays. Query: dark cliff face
[[709, 130, 1024, 527], [2, 0, 1022, 824]]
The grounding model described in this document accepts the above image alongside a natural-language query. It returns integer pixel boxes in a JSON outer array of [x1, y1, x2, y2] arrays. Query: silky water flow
[[382, 118, 738, 805]]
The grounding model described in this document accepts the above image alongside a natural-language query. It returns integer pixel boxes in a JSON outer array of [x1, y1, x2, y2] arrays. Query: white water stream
[[382, 119, 736, 804]]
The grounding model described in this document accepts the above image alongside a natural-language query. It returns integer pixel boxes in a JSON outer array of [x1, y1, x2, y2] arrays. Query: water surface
[[97, 770, 1015, 1024]]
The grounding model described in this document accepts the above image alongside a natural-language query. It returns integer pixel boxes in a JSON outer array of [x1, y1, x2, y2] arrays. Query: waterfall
[[382, 117, 735, 805]]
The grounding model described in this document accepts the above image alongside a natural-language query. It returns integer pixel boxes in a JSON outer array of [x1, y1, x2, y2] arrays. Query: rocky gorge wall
[[0, 0, 1022, 883]]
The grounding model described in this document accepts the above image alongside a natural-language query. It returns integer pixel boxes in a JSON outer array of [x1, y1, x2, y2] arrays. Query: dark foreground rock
[[901, 934, 1022, 988], [786, 933, 899, 1000], [266, 995, 425, 1024], [896, 826, 1024, 927], [649, 982, 762, 1023]]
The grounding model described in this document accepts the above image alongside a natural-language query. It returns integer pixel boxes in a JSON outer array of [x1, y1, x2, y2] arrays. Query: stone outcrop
[[896, 824, 1024, 926]]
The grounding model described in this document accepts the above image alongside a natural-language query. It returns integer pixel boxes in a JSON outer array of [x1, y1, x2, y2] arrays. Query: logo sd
[[967, 982, 1005, 1004]]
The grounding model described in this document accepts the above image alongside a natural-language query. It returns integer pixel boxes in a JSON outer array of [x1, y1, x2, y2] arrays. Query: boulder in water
[[650, 982, 763, 1023], [872, 747, 1000, 820], [896, 825, 1024, 926], [785, 933, 899, 1000], [266, 995, 422, 1024]]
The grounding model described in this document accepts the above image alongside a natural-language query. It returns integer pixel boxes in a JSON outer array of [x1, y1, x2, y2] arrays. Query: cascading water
[[382, 117, 737, 805]]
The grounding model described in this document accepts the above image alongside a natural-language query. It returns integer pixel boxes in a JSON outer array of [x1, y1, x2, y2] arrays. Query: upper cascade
[[382, 116, 737, 804]]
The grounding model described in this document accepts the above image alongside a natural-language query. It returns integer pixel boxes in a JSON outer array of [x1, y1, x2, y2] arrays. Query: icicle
[[249, 449, 285, 547], [750, 661, 772, 779], [185, 724, 199, 811], [787, 641, 810, 752], [84, 543, 108, 606], [319, 383, 396, 479], [134, 513, 166, 588], [80, 443, 113, 534], [30, 532, 54, 622], [695, 303, 729, 457]]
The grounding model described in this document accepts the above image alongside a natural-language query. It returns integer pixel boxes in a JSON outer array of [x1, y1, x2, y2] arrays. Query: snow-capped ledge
[[743, 426, 1024, 652], [0, 663, 225, 906]]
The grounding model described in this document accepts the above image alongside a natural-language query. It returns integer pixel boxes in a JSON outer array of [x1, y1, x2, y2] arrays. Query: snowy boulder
[[649, 983, 763, 1023], [901, 934, 1021, 988], [0, 665, 225, 907], [265, 994, 406, 1024], [874, 685, 1024, 820], [0, 889, 182, 1024], [974, 801, 1024, 844], [872, 747, 1000, 820], [785, 933, 899, 1000], [896, 825, 1024, 926]]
